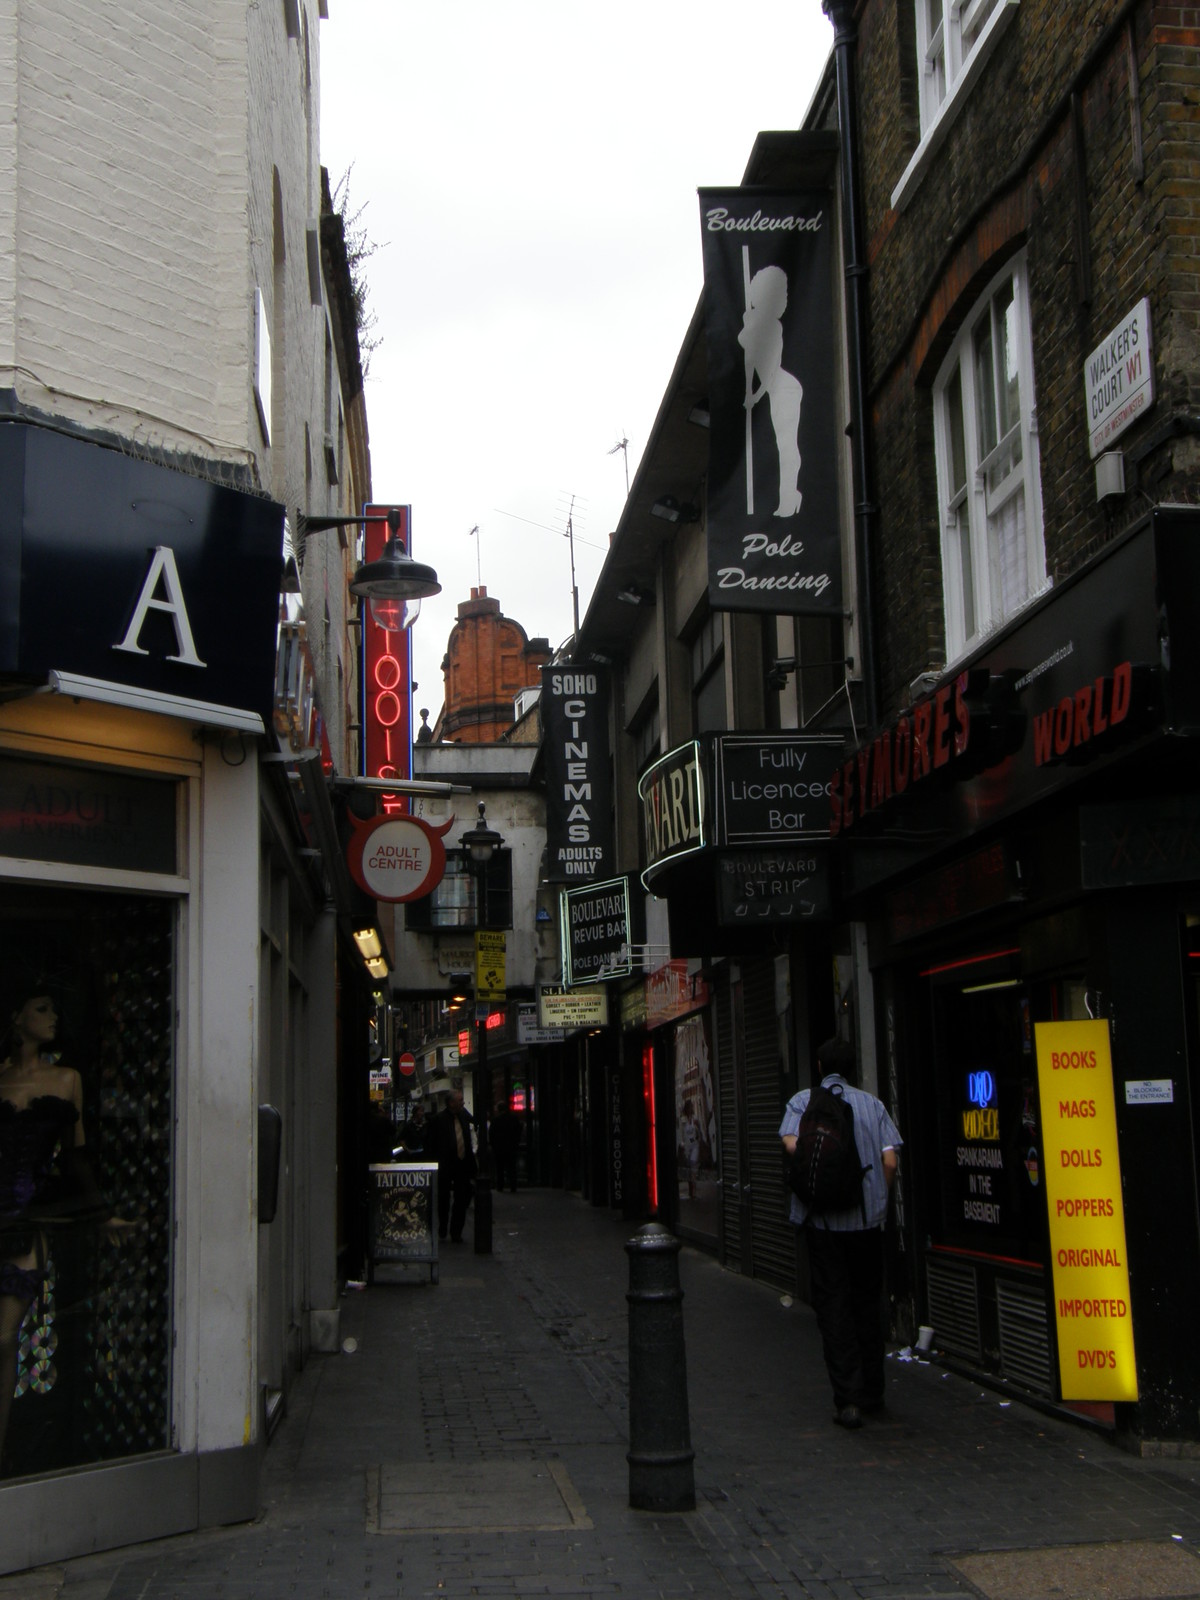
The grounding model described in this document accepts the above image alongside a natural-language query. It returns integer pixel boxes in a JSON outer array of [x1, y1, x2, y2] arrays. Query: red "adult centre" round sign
[[345, 812, 453, 902]]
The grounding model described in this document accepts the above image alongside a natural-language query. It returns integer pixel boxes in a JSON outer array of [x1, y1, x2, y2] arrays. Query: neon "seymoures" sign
[[831, 670, 1007, 839]]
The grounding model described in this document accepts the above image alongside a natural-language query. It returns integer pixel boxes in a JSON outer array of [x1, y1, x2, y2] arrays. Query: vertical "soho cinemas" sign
[[541, 666, 614, 883]]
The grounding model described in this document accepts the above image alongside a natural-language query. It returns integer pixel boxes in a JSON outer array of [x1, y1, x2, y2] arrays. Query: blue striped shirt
[[779, 1074, 902, 1231]]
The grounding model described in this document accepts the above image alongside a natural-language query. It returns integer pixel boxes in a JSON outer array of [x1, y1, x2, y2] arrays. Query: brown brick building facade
[[854, 0, 1199, 714], [829, 0, 1200, 1446]]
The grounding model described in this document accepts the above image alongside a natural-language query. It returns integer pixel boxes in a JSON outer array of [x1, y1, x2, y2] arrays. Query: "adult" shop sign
[[1036, 1020, 1137, 1402]]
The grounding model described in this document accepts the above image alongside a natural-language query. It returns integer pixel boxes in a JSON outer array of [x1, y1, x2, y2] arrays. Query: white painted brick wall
[[13, 0, 245, 457], [8, 1, 352, 483], [0, 0, 18, 371]]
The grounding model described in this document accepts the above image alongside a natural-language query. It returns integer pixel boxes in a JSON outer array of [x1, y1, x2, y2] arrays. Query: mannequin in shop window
[[680, 1098, 702, 1201], [0, 983, 133, 1473]]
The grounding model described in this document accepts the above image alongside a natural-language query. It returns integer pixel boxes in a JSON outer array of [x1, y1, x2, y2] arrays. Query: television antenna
[[565, 495, 580, 643], [468, 524, 481, 588], [608, 433, 630, 495]]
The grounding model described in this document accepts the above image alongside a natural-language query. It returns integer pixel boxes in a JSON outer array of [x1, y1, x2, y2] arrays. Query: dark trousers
[[804, 1224, 886, 1410], [437, 1164, 473, 1241], [494, 1146, 518, 1191]]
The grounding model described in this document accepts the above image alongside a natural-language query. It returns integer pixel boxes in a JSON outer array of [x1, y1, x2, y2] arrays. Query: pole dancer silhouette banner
[[698, 189, 841, 616]]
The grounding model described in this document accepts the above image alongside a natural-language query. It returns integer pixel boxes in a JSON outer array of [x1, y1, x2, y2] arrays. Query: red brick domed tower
[[436, 587, 550, 743]]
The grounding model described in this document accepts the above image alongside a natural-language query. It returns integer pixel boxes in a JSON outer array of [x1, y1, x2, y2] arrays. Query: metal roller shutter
[[715, 982, 740, 1265], [996, 1278, 1054, 1399], [743, 959, 796, 1290]]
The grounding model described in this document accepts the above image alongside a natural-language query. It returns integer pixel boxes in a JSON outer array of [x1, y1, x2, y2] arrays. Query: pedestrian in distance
[[367, 1101, 398, 1164], [490, 1101, 521, 1193], [779, 1036, 901, 1431], [397, 1101, 429, 1158], [428, 1089, 476, 1243]]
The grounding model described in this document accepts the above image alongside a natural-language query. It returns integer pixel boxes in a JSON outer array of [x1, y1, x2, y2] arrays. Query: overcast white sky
[[318, 3, 834, 714]]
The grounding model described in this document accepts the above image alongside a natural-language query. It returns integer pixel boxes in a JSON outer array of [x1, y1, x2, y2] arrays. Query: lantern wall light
[[296, 505, 441, 632]]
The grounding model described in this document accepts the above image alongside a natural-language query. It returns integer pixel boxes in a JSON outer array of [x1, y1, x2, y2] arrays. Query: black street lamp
[[461, 801, 505, 1256], [296, 506, 441, 632]]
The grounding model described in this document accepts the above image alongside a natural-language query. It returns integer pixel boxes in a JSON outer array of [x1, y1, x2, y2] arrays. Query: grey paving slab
[[368, 1459, 591, 1532], [948, 1537, 1200, 1599]]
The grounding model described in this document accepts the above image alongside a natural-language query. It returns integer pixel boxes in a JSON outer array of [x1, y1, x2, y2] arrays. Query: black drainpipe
[[824, 0, 879, 730]]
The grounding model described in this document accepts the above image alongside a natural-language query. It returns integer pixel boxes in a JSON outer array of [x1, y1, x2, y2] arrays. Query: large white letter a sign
[[114, 545, 207, 668]]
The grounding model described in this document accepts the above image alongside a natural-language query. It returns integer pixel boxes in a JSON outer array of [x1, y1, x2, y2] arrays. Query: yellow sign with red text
[[1036, 1020, 1137, 1402]]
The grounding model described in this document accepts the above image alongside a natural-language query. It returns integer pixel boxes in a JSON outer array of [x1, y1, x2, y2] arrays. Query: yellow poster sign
[[1035, 1019, 1137, 1402], [475, 930, 506, 1002]]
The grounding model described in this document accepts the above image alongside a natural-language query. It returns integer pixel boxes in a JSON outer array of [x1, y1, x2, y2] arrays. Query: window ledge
[[890, 0, 1020, 215], [945, 572, 1053, 672]]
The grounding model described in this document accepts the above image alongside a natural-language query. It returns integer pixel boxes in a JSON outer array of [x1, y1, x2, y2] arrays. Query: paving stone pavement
[[16, 1189, 1200, 1599]]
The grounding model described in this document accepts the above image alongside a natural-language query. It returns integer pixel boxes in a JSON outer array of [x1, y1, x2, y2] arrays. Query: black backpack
[[788, 1081, 870, 1216]]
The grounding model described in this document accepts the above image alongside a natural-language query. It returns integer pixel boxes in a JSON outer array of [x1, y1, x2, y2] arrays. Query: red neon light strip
[[919, 947, 1020, 979], [643, 1043, 658, 1213], [362, 504, 413, 814], [929, 1242, 1043, 1270]]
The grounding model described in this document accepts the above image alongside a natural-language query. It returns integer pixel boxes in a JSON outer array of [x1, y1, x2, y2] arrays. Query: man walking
[[779, 1037, 901, 1430], [429, 1088, 476, 1243]]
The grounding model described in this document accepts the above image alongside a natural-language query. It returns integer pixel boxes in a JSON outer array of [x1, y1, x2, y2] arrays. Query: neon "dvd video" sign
[[967, 1071, 996, 1108]]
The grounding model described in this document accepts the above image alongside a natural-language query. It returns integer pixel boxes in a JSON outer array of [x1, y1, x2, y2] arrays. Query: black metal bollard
[[625, 1223, 695, 1512]]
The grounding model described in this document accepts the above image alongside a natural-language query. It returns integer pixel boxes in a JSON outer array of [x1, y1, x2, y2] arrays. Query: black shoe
[[834, 1405, 863, 1430]]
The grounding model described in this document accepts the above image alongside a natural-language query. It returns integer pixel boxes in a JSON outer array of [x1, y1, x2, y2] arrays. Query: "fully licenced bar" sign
[[712, 733, 841, 844]]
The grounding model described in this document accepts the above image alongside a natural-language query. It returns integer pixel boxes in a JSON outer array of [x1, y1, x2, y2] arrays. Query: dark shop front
[[839, 507, 1200, 1449], [0, 422, 286, 1565], [638, 735, 844, 1287]]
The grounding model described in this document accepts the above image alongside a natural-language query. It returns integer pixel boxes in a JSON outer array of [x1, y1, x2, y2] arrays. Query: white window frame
[[892, 0, 1020, 213], [933, 252, 1045, 663]]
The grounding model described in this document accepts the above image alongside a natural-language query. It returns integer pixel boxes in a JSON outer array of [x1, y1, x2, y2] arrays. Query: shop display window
[[927, 956, 1098, 1264], [673, 1011, 719, 1242], [1, 885, 174, 1480], [928, 955, 1046, 1263]]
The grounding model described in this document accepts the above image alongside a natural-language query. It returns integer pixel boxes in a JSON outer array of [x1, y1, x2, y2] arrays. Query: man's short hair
[[817, 1036, 856, 1077]]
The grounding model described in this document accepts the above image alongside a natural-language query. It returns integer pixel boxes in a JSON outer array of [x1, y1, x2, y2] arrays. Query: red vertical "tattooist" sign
[[361, 503, 413, 813]]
